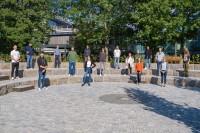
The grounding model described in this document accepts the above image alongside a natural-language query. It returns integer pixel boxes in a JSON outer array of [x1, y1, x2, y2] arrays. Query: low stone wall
[[0, 75, 200, 96], [0, 62, 200, 70]]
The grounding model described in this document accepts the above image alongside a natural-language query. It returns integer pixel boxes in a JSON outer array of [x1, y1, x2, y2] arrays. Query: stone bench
[[0, 75, 9, 81]]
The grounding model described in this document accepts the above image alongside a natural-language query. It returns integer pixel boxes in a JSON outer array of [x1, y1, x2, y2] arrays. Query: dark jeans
[[157, 61, 162, 75], [128, 64, 132, 74], [137, 71, 141, 83], [69, 62, 76, 75], [161, 71, 167, 84], [83, 67, 91, 84], [11, 62, 19, 77], [54, 55, 60, 68], [38, 70, 46, 88]]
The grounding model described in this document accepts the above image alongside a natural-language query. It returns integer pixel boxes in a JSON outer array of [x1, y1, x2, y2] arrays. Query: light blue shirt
[[54, 48, 61, 55]]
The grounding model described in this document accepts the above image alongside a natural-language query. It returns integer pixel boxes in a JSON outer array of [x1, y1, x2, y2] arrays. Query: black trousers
[[11, 62, 19, 77]]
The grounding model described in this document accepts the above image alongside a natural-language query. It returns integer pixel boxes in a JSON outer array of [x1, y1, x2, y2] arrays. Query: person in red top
[[135, 57, 143, 85]]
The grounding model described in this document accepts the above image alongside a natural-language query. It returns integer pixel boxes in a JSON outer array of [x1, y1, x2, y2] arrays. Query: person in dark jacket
[[84, 45, 91, 61], [24, 43, 35, 69], [37, 51, 48, 91], [82, 56, 96, 86], [144, 46, 152, 69], [99, 48, 107, 76]]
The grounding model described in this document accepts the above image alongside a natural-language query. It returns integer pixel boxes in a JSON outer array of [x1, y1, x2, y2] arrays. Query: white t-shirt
[[87, 61, 91, 67], [10, 50, 20, 63], [161, 62, 167, 71], [114, 49, 121, 57], [156, 52, 165, 62], [127, 57, 134, 63]]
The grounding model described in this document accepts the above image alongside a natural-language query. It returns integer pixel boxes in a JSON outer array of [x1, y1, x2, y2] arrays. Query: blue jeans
[[137, 71, 141, 83], [27, 55, 33, 68], [145, 59, 151, 69], [38, 70, 46, 88], [69, 62, 76, 75], [114, 57, 120, 68], [84, 67, 91, 84], [157, 61, 162, 75], [54, 55, 60, 68]]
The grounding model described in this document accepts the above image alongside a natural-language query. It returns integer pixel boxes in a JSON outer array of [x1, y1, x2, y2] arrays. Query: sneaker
[[42, 87, 48, 90], [124, 74, 126, 76], [16, 77, 20, 79], [74, 75, 77, 77], [68, 74, 71, 76], [144, 67, 147, 70], [88, 84, 91, 86], [100, 74, 102, 76], [118, 67, 120, 69], [11, 77, 14, 80], [81, 84, 85, 86], [163, 84, 166, 87], [104, 74, 107, 76], [38, 88, 41, 91]]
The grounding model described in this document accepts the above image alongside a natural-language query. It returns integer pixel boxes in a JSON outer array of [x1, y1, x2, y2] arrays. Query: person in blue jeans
[[160, 57, 168, 87], [37, 51, 48, 91], [156, 47, 165, 76], [82, 56, 96, 86], [24, 43, 35, 69], [68, 47, 77, 76], [113, 45, 121, 69]]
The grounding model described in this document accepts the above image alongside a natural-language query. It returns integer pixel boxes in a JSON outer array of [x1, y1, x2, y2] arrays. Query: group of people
[[10, 44, 191, 90]]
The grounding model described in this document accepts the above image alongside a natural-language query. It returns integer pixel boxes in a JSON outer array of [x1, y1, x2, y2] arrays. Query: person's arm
[[17, 52, 20, 62], [91, 61, 96, 68], [166, 63, 169, 73], [84, 62, 86, 72], [188, 55, 190, 64], [10, 51, 16, 62]]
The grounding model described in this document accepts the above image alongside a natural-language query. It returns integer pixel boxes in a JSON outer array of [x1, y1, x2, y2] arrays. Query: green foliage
[[0, 0, 54, 53], [76, 54, 84, 62], [45, 55, 52, 62], [191, 54, 200, 64]]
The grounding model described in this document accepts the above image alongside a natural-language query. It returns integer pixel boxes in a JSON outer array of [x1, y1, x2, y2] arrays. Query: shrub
[[191, 54, 200, 64], [165, 56, 181, 64]]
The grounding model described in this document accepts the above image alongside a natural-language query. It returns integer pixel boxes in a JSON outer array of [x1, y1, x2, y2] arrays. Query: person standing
[[125, 53, 134, 75], [68, 46, 77, 76], [24, 43, 34, 69], [156, 47, 165, 76], [10, 45, 20, 80], [54, 45, 61, 68], [37, 51, 48, 91], [113, 45, 121, 69], [135, 57, 143, 85], [183, 47, 190, 77], [84, 45, 91, 61], [160, 57, 168, 87], [144, 46, 152, 69], [99, 48, 107, 76], [82, 56, 96, 86]]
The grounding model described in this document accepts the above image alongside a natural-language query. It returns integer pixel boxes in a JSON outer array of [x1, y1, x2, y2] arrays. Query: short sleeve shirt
[[10, 50, 20, 63], [156, 52, 165, 62]]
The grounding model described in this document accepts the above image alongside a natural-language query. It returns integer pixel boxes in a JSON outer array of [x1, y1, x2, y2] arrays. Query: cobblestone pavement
[[0, 83, 200, 133]]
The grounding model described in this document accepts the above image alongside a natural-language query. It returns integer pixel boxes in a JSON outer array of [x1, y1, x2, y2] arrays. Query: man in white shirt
[[113, 45, 121, 69], [10, 45, 20, 80], [156, 47, 165, 76]]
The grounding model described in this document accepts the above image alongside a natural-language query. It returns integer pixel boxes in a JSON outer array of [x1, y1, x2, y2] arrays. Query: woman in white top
[[160, 57, 168, 87], [125, 53, 134, 75], [10, 45, 20, 80]]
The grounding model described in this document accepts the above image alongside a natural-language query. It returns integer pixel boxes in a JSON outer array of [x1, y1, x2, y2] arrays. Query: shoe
[[118, 67, 120, 69], [100, 74, 102, 76], [11, 77, 14, 80], [38, 88, 41, 91], [104, 74, 107, 76], [163, 84, 166, 87], [42, 87, 48, 90], [144, 68, 147, 70], [81, 84, 85, 86], [124, 74, 126, 76], [88, 84, 91, 86], [68, 74, 71, 76], [74, 75, 77, 77], [16, 77, 20, 79]]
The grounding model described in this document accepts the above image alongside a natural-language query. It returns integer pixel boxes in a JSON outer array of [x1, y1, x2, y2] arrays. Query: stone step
[[0, 75, 200, 96], [13, 85, 35, 92], [0, 75, 9, 81]]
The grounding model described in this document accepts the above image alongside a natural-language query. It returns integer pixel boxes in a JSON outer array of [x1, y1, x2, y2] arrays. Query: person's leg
[[73, 62, 76, 75], [58, 56, 60, 68], [100, 62, 102, 75], [42, 72, 46, 88], [157, 62, 159, 75], [137, 72, 139, 84], [38, 71, 42, 88], [148, 59, 151, 69], [27, 55, 30, 68], [15, 62, 19, 77], [88, 67, 91, 84], [139, 72, 141, 83], [161, 72, 163, 85], [30, 55, 33, 68], [69, 62, 71, 75], [164, 72, 167, 85], [145, 59, 148, 68], [114, 57, 116, 68], [11, 63, 15, 78], [185, 63, 189, 77], [54, 56, 57, 68], [117, 57, 120, 68], [103, 62, 106, 75]]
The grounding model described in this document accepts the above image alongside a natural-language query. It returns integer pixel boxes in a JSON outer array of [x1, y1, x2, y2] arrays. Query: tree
[[0, 0, 53, 53]]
